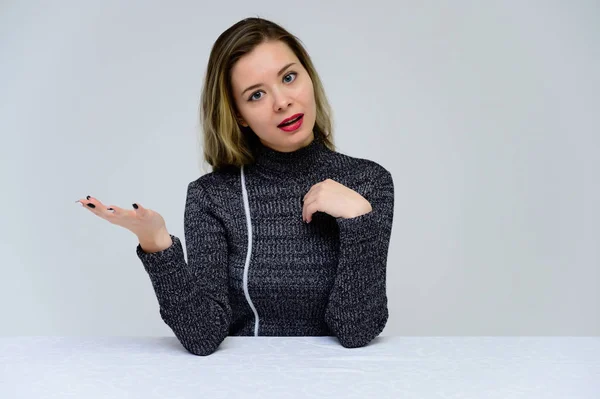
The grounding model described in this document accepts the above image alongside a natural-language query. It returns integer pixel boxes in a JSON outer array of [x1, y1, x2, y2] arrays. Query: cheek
[[297, 82, 314, 104], [250, 108, 271, 128]]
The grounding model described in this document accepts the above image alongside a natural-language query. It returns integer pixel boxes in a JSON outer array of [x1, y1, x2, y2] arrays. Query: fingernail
[[132, 203, 138, 209], [108, 208, 114, 211], [86, 196, 91, 200], [87, 203, 96, 208]]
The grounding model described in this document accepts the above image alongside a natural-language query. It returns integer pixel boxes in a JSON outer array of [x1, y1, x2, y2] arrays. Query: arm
[[325, 166, 395, 348], [136, 180, 232, 356]]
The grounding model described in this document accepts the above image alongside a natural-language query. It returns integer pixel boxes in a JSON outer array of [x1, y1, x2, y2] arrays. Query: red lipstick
[[278, 113, 303, 128], [278, 114, 303, 132]]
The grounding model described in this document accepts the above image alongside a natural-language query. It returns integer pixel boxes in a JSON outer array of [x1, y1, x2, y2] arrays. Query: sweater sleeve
[[136, 180, 232, 356], [324, 166, 395, 348]]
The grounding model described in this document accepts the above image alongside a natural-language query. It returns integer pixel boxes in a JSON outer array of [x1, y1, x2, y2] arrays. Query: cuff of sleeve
[[336, 210, 378, 244], [136, 234, 184, 276]]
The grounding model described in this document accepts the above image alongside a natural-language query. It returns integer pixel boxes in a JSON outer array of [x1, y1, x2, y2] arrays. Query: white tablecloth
[[1, 336, 598, 398]]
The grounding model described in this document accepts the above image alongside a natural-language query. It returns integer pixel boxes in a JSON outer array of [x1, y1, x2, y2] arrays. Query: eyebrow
[[241, 62, 297, 97]]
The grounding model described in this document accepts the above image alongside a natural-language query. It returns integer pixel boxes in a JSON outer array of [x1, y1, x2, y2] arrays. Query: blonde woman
[[78, 17, 395, 356]]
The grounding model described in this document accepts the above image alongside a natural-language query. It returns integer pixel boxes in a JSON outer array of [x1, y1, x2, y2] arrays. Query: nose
[[273, 89, 292, 111], [275, 100, 292, 112], [277, 102, 291, 111]]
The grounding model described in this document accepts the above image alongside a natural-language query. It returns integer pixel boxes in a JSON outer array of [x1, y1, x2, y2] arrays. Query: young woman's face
[[231, 40, 316, 152]]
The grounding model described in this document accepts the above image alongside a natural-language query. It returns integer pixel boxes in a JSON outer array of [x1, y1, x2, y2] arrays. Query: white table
[[1, 336, 598, 398]]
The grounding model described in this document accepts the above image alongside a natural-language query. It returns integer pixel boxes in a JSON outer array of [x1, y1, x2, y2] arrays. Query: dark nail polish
[[108, 208, 114, 211], [86, 203, 96, 208], [86, 196, 91, 200], [132, 203, 138, 209]]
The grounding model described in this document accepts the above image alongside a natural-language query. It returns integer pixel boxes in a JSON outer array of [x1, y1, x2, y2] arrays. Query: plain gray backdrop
[[1, 1, 598, 336]]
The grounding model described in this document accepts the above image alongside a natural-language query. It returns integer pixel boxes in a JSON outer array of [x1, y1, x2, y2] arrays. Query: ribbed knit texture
[[136, 132, 395, 355]]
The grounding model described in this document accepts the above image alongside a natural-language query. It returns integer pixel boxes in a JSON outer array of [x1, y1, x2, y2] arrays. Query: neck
[[251, 131, 329, 180]]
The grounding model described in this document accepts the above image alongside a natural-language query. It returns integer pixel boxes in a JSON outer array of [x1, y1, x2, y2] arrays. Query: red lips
[[278, 113, 303, 127]]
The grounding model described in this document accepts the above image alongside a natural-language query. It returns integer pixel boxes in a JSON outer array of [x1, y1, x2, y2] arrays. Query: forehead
[[231, 41, 299, 85]]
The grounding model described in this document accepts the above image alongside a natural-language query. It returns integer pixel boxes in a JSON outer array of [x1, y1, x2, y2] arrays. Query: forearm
[[136, 234, 232, 356], [325, 212, 390, 348], [325, 167, 395, 348]]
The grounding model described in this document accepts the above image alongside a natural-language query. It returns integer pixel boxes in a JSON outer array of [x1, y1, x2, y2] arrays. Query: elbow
[[337, 321, 386, 349], [326, 307, 389, 349], [160, 305, 231, 356], [183, 338, 225, 356], [339, 337, 371, 349], [174, 325, 229, 356]]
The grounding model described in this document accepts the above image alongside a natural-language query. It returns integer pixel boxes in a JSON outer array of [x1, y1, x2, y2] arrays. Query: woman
[[78, 17, 395, 356]]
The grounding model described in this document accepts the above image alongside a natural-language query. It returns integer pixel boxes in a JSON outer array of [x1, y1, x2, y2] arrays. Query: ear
[[236, 114, 248, 127]]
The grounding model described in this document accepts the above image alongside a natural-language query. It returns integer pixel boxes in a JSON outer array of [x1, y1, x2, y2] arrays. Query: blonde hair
[[198, 16, 336, 174]]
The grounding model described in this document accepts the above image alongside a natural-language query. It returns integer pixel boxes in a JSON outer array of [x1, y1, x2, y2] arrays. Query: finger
[[132, 202, 147, 217], [106, 204, 127, 215], [77, 197, 98, 210], [302, 193, 312, 222], [303, 202, 310, 223], [82, 197, 113, 218], [303, 181, 322, 202], [303, 199, 317, 223]]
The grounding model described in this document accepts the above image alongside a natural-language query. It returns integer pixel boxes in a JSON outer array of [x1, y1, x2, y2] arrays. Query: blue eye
[[248, 72, 297, 101], [283, 72, 296, 83]]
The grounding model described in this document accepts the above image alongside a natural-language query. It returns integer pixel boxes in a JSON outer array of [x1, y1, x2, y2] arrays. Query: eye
[[248, 72, 298, 101], [283, 72, 297, 84]]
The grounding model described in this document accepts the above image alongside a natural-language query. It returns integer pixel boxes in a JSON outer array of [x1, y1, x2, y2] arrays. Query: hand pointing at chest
[[302, 178, 372, 223]]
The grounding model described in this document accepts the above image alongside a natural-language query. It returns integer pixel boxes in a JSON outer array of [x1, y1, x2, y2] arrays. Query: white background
[[0, 0, 598, 336]]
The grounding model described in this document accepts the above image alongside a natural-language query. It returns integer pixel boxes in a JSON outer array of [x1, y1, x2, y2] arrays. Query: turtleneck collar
[[250, 131, 329, 180]]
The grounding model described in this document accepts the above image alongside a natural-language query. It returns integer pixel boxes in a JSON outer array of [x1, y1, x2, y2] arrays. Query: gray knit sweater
[[136, 132, 395, 355]]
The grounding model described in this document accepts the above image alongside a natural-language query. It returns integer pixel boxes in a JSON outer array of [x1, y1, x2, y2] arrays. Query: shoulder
[[188, 166, 239, 189], [328, 150, 392, 184], [186, 167, 241, 209]]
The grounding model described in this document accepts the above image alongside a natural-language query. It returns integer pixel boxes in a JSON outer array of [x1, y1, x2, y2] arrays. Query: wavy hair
[[198, 16, 336, 174]]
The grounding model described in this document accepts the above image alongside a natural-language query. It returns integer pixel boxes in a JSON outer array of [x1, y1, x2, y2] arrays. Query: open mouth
[[278, 114, 303, 127]]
